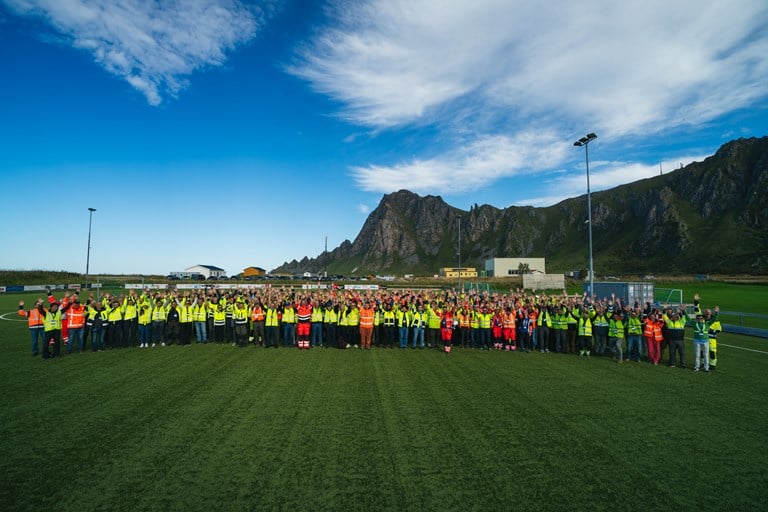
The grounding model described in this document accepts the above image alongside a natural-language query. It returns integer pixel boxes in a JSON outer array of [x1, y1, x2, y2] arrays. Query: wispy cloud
[[357, 203, 370, 214], [295, 0, 768, 135], [526, 155, 709, 207], [294, 0, 768, 196], [5, 0, 264, 105], [352, 130, 569, 194]]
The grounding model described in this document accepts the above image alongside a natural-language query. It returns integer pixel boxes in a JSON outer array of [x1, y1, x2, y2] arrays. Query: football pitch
[[1, 292, 767, 511]]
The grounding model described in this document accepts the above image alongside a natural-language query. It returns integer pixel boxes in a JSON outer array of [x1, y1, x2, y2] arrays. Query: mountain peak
[[274, 136, 768, 275]]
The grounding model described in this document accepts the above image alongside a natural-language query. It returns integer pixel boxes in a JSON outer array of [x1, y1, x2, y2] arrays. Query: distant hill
[[274, 137, 768, 275]]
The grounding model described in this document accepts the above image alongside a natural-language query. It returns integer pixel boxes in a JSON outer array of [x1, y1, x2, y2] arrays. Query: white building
[[186, 264, 227, 279], [485, 258, 546, 277]]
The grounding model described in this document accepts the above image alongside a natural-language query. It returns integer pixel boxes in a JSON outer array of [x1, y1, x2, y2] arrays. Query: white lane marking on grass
[[0, 312, 26, 322], [719, 343, 768, 355]]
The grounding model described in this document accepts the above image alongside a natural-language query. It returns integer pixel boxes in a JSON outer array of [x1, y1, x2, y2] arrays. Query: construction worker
[[63, 297, 86, 353], [179, 298, 194, 346], [281, 300, 296, 347], [381, 302, 396, 348], [397, 303, 411, 349], [323, 300, 338, 349], [192, 298, 208, 344], [138, 302, 152, 348], [122, 295, 138, 347], [663, 307, 687, 368], [296, 298, 312, 349], [264, 300, 280, 348], [625, 309, 643, 362], [88, 301, 108, 352], [693, 294, 721, 371], [456, 304, 471, 348], [18, 298, 45, 356], [232, 301, 250, 347], [359, 300, 374, 350], [406, 303, 423, 348], [687, 303, 719, 372], [571, 305, 593, 356], [251, 299, 266, 346], [537, 304, 553, 353], [608, 309, 625, 363], [310, 300, 324, 348], [151, 298, 167, 347], [42, 301, 63, 359], [552, 306, 568, 353], [105, 299, 123, 349]]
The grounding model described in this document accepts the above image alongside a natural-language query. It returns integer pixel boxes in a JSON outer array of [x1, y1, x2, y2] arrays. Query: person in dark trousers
[[42, 301, 62, 359], [165, 302, 181, 345]]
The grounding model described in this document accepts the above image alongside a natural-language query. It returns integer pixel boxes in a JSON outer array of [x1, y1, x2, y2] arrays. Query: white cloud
[[294, 0, 768, 135], [525, 155, 709, 207], [294, 0, 768, 200], [352, 130, 569, 194], [357, 203, 370, 214], [5, 0, 262, 105]]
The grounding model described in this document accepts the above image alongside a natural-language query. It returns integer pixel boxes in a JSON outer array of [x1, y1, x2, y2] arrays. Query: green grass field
[[1, 290, 767, 511]]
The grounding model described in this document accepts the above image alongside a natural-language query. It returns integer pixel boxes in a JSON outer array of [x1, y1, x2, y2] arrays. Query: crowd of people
[[18, 286, 722, 371]]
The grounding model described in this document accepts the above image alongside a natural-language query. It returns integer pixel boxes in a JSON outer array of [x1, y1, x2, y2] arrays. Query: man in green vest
[[608, 309, 625, 363], [43, 301, 63, 359], [663, 308, 687, 368], [626, 309, 643, 362]]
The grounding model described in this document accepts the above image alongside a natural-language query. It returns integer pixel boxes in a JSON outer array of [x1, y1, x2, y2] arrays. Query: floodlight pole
[[85, 208, 96, 292], [457, 217, 462, 292], [574, 133, 597, 300]]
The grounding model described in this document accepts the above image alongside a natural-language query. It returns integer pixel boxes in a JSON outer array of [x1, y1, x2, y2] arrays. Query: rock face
[[275, 137, 768, 275]]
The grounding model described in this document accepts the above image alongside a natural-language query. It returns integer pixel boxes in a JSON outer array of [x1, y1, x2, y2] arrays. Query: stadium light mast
[[573, 133, 597, 299], [85, 208, 96, 292], [457, 217, 462, 292]]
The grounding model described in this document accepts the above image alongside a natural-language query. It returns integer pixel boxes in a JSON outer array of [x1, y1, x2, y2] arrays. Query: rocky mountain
[[275, 136, 768, 275]]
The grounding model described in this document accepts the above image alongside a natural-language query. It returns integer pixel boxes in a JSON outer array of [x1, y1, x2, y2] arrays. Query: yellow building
[[439, 267, 478, 279], [243, 266, 266, 278]]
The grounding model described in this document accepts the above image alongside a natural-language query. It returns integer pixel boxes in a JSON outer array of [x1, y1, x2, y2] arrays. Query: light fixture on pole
[[573, 133, 597, 299], [85, 208, 96, 292]]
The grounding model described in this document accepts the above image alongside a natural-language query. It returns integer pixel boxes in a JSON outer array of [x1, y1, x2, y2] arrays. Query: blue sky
[[1, 0, 767, 276]]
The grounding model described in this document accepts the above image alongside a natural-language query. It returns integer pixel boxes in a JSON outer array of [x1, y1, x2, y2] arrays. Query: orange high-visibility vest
[[20, 308, 44, 327], [501, 312, 515, 329], [653, 322, 664, 342], [67, 305, 86, 329], [251, 306, 265, 322], [643, 320, 655, 338], [359, 308, 374, 328]]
